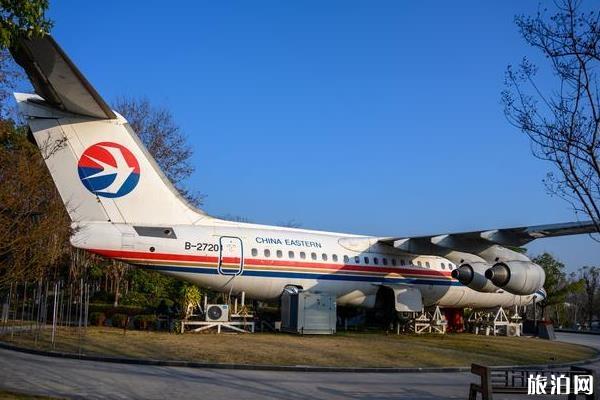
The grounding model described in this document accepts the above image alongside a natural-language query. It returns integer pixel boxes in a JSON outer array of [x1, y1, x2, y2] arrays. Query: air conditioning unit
[[205, 304, 229, 322]]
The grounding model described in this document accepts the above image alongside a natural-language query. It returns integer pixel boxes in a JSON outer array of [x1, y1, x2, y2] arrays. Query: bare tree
[[219, 214, 252, 223], [577, 266, 599, 328], [0, 49, 23, 119], [502, 0, 600, 234], [113, 97, 203, 207], [106, 260, 128, 307], [277, 219, 302, 228]]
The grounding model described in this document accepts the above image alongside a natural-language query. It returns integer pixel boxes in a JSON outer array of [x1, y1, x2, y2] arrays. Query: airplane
[[9, 35, 596, 318]]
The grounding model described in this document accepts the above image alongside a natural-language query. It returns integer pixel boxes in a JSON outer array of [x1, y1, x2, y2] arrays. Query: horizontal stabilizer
[[10, 34, 116, 119]]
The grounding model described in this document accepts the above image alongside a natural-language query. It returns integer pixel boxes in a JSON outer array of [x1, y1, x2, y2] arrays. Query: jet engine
[[451, 263, 498, 293], [485, 261, 545, 295]]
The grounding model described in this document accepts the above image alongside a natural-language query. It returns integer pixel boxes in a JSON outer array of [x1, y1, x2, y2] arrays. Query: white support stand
[[468, 307, 520, 336], [491, 307, 509, 336], [181, 320, 255, 334], [231, 291, 253, 319], [413, 306, 447, 334], [182, 291, 255, 334], [507, 306, 523, 336], [468, 310, 484, 335], [430, 306, 448, 334], [413, 311, 431, 334]]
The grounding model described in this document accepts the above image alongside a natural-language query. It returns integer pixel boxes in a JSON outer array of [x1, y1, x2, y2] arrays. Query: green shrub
[[133, 314, 157, 330], [89, 290, 114, 304], [120, 292, 149, 307], [111, 313, 129, 328], [89, 304, 145, 318], [171, 320, 182, 334], [155, 298, 174, 309], [89, 312, 106, 326]]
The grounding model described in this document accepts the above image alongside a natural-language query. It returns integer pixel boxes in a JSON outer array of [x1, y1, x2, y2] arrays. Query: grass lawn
[[1, 326, 596, 368]]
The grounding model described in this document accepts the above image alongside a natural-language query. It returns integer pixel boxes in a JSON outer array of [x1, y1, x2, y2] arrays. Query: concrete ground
[[0, 332, 597, 400]]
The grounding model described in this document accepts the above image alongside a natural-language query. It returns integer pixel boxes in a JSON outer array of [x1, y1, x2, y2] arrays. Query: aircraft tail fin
[[11, 35, 207, 226]]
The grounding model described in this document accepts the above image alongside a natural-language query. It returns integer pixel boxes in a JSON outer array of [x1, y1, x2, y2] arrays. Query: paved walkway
[[0, 332, 597, 400]]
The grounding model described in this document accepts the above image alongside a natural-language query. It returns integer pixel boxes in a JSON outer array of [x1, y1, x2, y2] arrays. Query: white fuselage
[[75, 219, 541, 309]]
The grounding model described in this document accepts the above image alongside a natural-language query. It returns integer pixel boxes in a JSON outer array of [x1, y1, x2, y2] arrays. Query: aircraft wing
[[10, 34, 116, 119], [376, 221, 597, 249]]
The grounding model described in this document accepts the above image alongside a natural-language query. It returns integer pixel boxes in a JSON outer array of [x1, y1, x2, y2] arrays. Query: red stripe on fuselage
[[90, 248, 453, 278]]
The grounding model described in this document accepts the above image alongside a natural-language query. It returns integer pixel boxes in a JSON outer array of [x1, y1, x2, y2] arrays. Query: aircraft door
[[218, 236, 244, 276]]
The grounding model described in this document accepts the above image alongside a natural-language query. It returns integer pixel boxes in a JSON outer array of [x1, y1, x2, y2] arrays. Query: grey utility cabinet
[[281, 291, 336, 334]]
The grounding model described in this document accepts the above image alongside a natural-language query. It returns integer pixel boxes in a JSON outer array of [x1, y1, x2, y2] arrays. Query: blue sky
[[46, 1, 598, 271]]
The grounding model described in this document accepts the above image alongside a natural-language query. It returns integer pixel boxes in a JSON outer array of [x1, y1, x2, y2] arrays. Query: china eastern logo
[[78, 142, 140, 198]]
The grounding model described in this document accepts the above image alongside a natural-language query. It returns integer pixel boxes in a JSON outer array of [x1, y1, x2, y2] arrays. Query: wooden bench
[[469, 363, 596, 399]]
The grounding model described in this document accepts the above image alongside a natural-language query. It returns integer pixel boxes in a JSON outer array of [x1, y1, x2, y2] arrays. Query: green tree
[[532, 252, 584, 318], [121, 269, 183, 308], [0, 0, 52, 48], [179, 283, 201, 319]]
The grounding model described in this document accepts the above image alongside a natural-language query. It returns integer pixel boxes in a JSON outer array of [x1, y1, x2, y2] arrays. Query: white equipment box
[[281, 291, 336, 334]]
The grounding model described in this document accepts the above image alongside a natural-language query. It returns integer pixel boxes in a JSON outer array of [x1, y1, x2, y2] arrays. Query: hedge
[[111, 313, 129, 328], [133, 314, 157, 330], [89, 312, 106, 326]]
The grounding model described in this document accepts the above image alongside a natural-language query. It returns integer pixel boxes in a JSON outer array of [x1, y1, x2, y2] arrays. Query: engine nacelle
[[485, 261, 545, 295], [451, 262, 498, 293]]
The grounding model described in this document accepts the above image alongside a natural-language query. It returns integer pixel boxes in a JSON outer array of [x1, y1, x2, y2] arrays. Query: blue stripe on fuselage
[[140, 264, 463, 286]]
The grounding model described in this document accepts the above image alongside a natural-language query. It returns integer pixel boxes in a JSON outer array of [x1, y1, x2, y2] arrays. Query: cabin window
[[343, 255, 349, 263], [354, 256, 360, 264], [364, 257, 370, 264], [441, 263, 446, 270], [288, 251, 295, 259], [322, 253, 328, 261], [373, 257, 379, 265], [311, 252, 317, 260], [264, 249, 271, 258], [251, 248, 258, 257], [425, 261, 431, 268], [382, 258, 388, 266], [391, 258, 397, 266], [417, 261, 422, 267], [276, 250, 283, 258], [332, 254, 338, 262], [300, 251, 306, 259], [400, 259, 405, 266]]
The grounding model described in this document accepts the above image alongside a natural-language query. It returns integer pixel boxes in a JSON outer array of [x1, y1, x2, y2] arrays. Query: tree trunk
[[113, 281, 120, 307]]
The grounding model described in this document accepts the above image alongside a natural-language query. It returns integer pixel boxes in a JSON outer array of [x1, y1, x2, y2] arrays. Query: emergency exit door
[[218, 236, 244, 276]]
